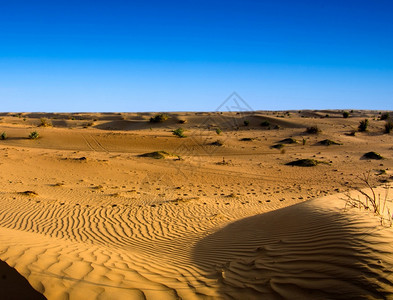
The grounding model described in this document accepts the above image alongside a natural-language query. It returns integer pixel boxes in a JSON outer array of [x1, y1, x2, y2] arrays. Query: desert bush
[[150, 113, 169, 123], [39, 118, 52, 127], [319, 139, 342, 146], [381, 112, 390, 120], [285, 159, 328, 167], [139, 151, 170, 159], [279, 138, 297, 144], [244, 120, 249, 126], [215, 128, 222, 135], [260, 120, 270, 127], [306, 126, 320, 134], [29, 131, 39, 139], [358, 119, 369, 132], [363, 151, 384, 160], [0, 132, 7, 140], [172, 128, 186, 138], [385, 121, 393, 133], [344, 172, 392, 226], [343, 111, 349, 118]]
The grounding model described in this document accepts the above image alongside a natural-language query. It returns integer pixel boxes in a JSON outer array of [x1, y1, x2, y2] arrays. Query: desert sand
[[0, 110, 392, 299]]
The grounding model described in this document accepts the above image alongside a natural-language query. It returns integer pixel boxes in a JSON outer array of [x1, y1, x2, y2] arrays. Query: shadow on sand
[[0, 260, 46, 300], [192, 199, 393, 299]]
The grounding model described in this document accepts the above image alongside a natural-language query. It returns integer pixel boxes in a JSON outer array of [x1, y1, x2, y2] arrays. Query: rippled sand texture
[[0, 111, 392, 299]]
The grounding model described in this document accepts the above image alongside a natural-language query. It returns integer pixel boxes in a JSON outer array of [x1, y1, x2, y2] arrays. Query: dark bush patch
[[358, 119, 369, 132], [272, 143, 284, 149], [286, 159, 328, 167], [279, 138, 297, 144], [139, 151, 171, 159], [306, 126, 321, 134], [260, 120, 270, 127], [318, 139, 342, 146], [210, 140, 223, 146], [362, 152, 384, 160], [150, 113, 169, 123]]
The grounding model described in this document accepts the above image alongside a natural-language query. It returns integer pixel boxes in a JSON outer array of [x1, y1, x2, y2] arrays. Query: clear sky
[[0, 0, 392, 112]]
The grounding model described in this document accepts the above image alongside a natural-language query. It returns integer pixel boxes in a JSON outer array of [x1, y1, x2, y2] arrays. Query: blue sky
[[0, 0, 392, 112]]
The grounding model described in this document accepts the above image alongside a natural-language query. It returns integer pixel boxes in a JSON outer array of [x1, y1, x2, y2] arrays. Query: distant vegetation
[[343, 111, 349, 118], [385, 121, 393, 134], [243, 120, 249, 126], [318, 139, 342, 146], [150, 113, 169, 123], [260, 120, 270, 127], [306, 126, 321, 134], [279, 138, 297, 144], [286, 159, 328, 167], [363, 152, 383, 160], [272, 143, 284, 149], [139, 151, 171, 159], [210, 140, 223, 146], [358, 119, 369, 132], [0, 132, 7, 140], [29, 131, 39, 139], [172, 128, 186, 138], [215, 128, 222, 135], [39, 118, 52, 127], [380, 112, 390, 120]]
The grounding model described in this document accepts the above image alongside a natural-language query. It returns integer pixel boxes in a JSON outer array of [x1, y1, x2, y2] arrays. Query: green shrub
[[358, 119, 369, 132], [343, 111, 349, 118], [244, 120, 249, 126], [29, 131, 39, 139], [381, 112, 390, 120], [306, 126, 320, 134], [260, 120, 270, 127], [172, 128, 186, 138], [150, 113, 169, 123], [0, 132, 7, 140], [385, 121, 393, 133], [215, 128, 222, 135], [39, 118, 52, 127]]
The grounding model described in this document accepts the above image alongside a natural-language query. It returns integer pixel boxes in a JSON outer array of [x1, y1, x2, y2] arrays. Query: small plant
[[172, 128, 186, 138], [343, 111, 349, 118], [0, 132, 7, 140], [260, 120, 270, 127], [306, 126, 320, 134], [380, 112, 390, 120], [385, 121, 393, 133], [39, 118, 52, 127], [215, 128, 222, 135], [358, 119, 369, 132], [302, 138, 306, 145], [150, 113, 169, 123], [29, 131, 39, 139], [344, 172, 392, 227], [244, 120, 249, 126]]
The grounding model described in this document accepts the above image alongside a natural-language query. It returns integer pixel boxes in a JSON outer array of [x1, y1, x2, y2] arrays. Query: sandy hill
[[0, 110, 392, 299]]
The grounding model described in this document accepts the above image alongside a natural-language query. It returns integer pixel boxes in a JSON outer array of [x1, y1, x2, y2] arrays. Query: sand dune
[[0, 110, 392, 299]]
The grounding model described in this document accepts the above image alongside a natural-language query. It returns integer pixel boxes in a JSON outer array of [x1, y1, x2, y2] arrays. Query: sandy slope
[[0, 110, 392, 299]]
